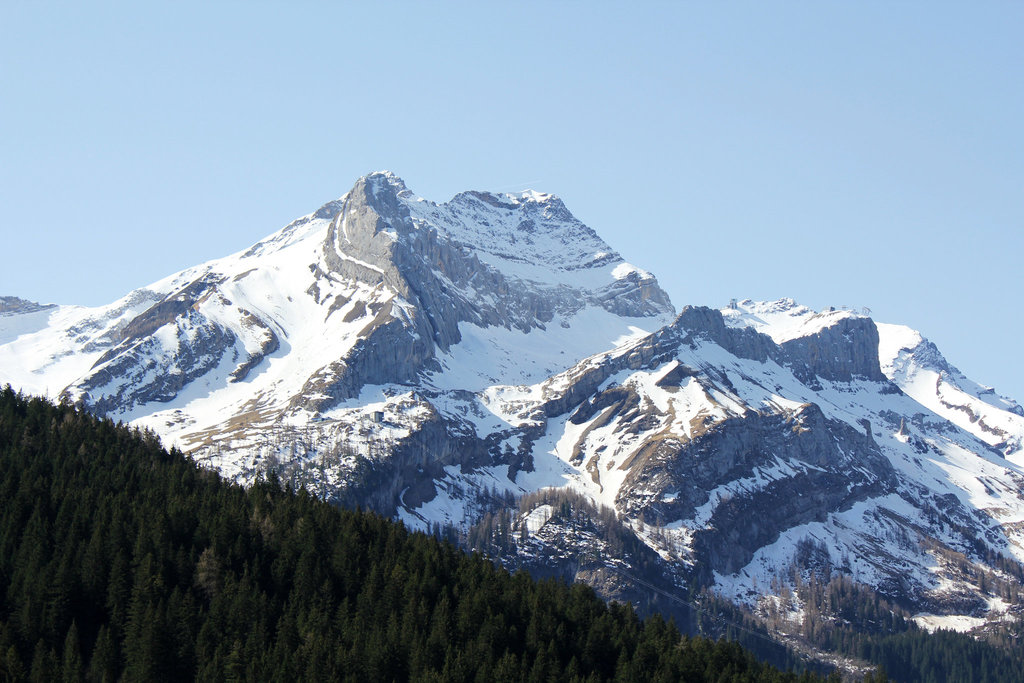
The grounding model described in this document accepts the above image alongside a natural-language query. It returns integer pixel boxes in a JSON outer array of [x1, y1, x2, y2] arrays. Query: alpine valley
[[3, 172, 1023, 670]]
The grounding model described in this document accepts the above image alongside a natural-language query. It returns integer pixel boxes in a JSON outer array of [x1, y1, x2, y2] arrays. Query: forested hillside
[[0, 387, 829, 682], [459, 483, 1024, 682]]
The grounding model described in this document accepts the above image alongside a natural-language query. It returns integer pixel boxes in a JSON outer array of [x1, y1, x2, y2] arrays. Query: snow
[[0, 292, 163, 398], [0, 305, 57, 345], [721, 298, 862, 343], [426, 307, 663, 393], [611, 262, 650, 280], [878, 322, 1024, 458], [524, 505, 555, 533], [517, 189, 552, 203], [913, 613, 986, 633], [332, 250, 386, 275], [397, 466, 478, 530]]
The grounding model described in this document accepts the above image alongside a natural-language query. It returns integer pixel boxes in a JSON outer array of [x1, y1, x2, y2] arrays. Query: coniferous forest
[[0, 387, 832, 682]]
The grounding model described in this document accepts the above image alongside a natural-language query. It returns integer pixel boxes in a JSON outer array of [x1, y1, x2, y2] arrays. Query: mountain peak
[[344, 171, 416, 220], [360, 170, 410, 196]]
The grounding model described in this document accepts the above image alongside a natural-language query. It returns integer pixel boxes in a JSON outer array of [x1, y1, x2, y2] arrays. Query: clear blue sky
[[2, 2, 1023, 402]]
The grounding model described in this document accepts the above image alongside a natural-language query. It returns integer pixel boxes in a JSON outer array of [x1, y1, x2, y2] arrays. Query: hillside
[[0, 387, 832, 681]]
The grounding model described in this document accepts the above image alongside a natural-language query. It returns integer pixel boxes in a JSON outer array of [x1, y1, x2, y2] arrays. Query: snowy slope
[[878, 322, 1024, 461]]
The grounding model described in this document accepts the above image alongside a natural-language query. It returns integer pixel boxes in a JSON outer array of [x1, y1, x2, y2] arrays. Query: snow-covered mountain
[[0, 172, 671, 473], [3, 173, 1023, 657]]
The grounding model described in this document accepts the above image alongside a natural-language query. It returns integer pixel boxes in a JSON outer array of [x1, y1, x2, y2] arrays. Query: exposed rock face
[[673, 305, 775, 362], [0, 296, 55, 315], [673, 304, 886, 385], [65, 275, 244, 414], [291, 302, 438, 414], [328, 174, 671, 335], [780, 315, 887, 385], [620, 403, 894, 522], [651, 405, 897, 579], [305, 173, 673, 409]]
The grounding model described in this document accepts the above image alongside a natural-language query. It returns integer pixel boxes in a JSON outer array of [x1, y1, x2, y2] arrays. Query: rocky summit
[[2, 173, 1023, 660]]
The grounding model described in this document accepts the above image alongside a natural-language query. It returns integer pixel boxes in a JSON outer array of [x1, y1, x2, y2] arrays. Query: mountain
[[2, 173, 1022, 667], [0, 172, 670, 470]]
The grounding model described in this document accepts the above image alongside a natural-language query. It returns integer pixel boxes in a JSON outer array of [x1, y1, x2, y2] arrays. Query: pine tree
[[2, 644, 26, 682], [61, 622, 83, 683], [87, 626, 118, 683], [28, 639, 56, 683]]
